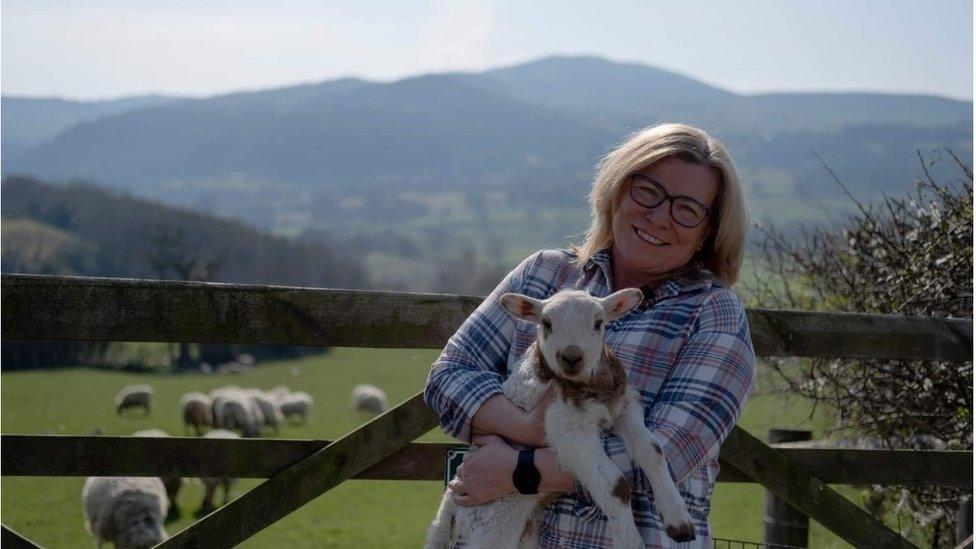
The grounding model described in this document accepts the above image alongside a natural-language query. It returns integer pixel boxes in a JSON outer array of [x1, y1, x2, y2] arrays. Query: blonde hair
[[573, 123, 749, 286]]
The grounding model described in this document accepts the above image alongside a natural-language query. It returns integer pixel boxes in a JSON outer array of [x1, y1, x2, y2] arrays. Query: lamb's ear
[[602, 288, 644, 320], [499, 293, 544, 323]]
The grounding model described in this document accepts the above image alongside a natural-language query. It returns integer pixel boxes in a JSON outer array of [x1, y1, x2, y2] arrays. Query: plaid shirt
[[424, 249, 756, 548]]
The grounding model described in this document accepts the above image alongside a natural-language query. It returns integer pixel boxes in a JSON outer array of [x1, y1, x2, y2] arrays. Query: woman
[[424, 123, 756, 547]]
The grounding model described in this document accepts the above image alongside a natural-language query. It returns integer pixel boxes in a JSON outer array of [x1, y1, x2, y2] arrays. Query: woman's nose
[[645, 202, 671, 226]]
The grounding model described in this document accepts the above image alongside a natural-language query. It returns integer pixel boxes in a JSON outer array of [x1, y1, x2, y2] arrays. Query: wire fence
[[713, 538, 805, 548]]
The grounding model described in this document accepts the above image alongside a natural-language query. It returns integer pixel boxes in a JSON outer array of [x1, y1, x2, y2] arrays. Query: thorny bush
[[745, 149, 972, 546]]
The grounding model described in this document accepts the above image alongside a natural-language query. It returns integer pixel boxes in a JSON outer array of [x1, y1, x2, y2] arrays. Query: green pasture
[[3, 349, 862, 547]]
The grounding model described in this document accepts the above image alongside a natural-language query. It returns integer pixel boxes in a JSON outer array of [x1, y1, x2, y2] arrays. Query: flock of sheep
[[83, 382, 388, 549]]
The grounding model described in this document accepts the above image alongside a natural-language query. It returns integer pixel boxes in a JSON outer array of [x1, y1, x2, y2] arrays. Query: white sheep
[[245, 389, 284, 434], [351, 384, 388, 417], [213, 390, 264, 437], [82, 476, 169, 549], [131, 429, 184, 515], [426, 289, 695, 548], [199, 429, 240, 510], [278, 391, 313, 425], [180, 392, 214, 436], [115, 384, 154, 416]]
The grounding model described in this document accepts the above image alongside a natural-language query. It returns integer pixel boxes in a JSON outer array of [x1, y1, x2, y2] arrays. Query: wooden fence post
[[958, 494, 973, 545], [764, 429, 811, 547]]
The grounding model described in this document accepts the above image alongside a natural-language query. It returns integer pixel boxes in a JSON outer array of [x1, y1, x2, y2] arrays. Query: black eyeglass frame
[[628, 173, 715, 228]]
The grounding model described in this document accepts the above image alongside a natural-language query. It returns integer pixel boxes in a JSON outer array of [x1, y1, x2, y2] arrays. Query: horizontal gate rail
[[3, 434, 971, 487], [721, 427, 915, 549], [3, 274, 972, 361]]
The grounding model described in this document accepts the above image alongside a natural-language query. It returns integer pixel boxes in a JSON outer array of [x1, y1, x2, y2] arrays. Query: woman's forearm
[[470, 394, 537, 446], [535, 448, 576, 493]]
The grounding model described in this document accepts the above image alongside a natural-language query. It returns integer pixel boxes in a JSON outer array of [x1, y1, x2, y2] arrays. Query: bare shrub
[[744, 149, 972, 546]]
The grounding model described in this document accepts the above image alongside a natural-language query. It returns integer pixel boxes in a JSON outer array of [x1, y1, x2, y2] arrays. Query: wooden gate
[[2, 274, 972, 547]]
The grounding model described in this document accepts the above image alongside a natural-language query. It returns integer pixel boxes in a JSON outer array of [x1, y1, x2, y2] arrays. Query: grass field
[[2, 349, 860, 547]]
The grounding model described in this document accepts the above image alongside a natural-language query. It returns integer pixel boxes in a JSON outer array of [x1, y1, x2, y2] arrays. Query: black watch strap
[[512, 448, 541, 495]]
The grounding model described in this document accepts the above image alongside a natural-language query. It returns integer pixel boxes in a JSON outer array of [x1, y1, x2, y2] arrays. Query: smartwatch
[[512, 448, 541, 495]]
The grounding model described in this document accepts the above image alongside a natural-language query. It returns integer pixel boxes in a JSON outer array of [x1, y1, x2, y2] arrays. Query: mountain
[[1, 94, 184, 160], [456, 55, 737, 123], [2, 56, 971, 250], [5, 73, 611, 190]]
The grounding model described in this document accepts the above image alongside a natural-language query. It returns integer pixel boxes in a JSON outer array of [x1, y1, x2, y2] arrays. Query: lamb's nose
[[558, 346, 584, 371]]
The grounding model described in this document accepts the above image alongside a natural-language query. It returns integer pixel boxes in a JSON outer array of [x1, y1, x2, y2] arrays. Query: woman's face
[[610, 156, 720, 288]]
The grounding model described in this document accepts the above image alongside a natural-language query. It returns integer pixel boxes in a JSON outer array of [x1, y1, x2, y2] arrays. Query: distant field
[[3, 349, 860, 548]]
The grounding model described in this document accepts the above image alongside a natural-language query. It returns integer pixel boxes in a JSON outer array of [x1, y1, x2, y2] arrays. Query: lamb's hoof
[[665, 523, 696, 543]]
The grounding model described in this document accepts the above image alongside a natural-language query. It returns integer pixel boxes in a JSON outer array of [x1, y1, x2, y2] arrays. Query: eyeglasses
[[628, 173, 714, 228]]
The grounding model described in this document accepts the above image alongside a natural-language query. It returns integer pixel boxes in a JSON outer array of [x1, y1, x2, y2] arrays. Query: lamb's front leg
[[545, 406, 643, 549], [613, 389, 695, 542]]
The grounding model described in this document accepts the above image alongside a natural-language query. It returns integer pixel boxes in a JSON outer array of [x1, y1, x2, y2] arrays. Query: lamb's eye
[[594, 319, 604, 331], [541, 318, 552, 335]]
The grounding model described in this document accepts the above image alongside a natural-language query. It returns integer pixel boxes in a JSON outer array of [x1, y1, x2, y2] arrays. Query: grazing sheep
[[245, 389, 284, 434], [199, 429, 240, 510], [131, 429, 184, 517], [278, 391, 313, 425], [427, 289, 695, 548], [180, 392, 213, 436], [82, 476, 169, 549], [115, 384, 154, 417], [351, 384, 388, 417], [214, 391, 263, 437]]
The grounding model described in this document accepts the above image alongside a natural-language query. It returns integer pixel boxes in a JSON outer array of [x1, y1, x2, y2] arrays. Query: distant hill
[[0, 176, 366, 289], [1, 94, 184, 160], [457, 55, 737, 124], [2, 55, 971, 253]]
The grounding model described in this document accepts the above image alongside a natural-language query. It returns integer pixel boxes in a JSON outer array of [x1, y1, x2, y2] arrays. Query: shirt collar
[[585, 246, 717, 304]]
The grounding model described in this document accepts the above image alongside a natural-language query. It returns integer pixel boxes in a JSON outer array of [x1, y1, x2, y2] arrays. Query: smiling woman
[[424, 123, 756, 547]]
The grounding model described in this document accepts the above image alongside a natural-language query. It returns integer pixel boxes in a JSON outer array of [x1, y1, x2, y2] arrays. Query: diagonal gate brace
[[158, 392, 439, 548], [722, 426, 916, 548]]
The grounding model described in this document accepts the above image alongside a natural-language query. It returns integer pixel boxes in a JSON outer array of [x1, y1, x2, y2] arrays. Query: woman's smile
[[634, 227, 668, 246]]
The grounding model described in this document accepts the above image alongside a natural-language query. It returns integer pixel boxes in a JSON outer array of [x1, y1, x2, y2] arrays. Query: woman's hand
[[449, 434, 518, 506]]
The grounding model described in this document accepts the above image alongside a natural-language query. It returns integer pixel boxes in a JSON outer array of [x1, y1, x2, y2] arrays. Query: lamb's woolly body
[[212, 389, 264, 437], [199, 429, 240, 509], [115, 384, 153, 416], [278, 391, 313, 424], [351, 384, 389, 416], [82, 476, 169, 549], [426, 289, 694, 549], [245, 389, 284, 433], [180, 392, 213, 436], [131, 429, 184, 510]]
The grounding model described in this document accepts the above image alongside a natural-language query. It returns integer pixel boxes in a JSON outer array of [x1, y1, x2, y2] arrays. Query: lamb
[[245, 388, 284, 434], [131, 429, 184, 517], [115, 384, 153, 416], [82, 476, 169, 549], [351, 384, 388, 417], [426, 289, 695, 549], [199, 429, 241, 510], [213, 390, 263, 438], [278, 391, 313, 425], [180, 392, 214, 436]]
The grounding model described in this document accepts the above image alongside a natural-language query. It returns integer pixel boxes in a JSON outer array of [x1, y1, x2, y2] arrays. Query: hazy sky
[[2, 0, 972, 101]]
